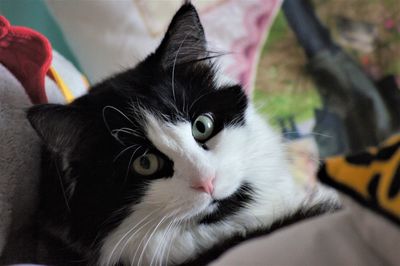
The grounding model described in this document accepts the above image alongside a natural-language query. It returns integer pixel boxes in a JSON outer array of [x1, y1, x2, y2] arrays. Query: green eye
[[132, 153, 162, 176], [192, 113, 214, 141]]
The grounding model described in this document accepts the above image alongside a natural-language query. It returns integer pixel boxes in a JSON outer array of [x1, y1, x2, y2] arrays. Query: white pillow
[[45, 0, 282, 92]]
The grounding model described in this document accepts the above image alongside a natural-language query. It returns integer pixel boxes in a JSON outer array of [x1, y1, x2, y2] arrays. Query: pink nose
[[191, 177, 214, 195]]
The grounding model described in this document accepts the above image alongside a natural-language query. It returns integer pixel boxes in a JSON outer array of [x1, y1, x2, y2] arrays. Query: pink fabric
[[201, 0, 282, 92]]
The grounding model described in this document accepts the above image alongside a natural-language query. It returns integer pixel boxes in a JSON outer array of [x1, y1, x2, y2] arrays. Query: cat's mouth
[[198, 182, 254, 224]]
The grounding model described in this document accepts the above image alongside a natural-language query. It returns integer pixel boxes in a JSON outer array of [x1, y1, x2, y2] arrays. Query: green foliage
[[262, 11, 288, 56], [252, 87, 321, 126]]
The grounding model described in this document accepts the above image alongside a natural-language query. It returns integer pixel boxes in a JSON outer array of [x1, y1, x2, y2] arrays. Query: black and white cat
[[28, 3, 337, 266]]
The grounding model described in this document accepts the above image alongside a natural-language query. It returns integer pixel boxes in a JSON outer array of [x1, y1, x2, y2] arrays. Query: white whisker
[[54, 161, 71, 212], [131, 216, 164, 266], [188, 90, 213, 112], [106, 209, 160, 266], [137, 212, 173, 266], [163, 217, 183, 266], [118, 215, 161, 265], [171, 33, 190, 103], [111, 127, 144, 139], [102, 105, 138, 145], [150, 215, 177, 266], [113, 144, 140, 163]]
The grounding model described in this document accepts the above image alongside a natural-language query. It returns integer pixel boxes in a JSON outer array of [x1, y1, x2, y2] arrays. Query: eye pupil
[[196, 121, 206, 133], [140, 156, 150, 169], [192, 113, 214, 141], [133, 153, 162, 176]]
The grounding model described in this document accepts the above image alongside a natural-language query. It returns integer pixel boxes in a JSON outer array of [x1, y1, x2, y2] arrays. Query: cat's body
[[28, 3, 337, 266]]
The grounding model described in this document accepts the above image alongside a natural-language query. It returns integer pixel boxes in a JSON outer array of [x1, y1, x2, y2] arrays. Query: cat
[[27, 3, 337, 266]]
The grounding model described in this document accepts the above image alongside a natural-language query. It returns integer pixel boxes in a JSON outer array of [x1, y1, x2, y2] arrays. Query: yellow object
[[49, 66, 75, 103], [319, 134, 400, 225]]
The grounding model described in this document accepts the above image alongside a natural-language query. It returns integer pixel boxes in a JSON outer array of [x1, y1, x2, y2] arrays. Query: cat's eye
[[132, 153, 163, 176], [192, 113, 214, 141]]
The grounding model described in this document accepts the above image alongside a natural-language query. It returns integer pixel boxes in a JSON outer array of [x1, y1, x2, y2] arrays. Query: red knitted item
[[0, 16, 52, 104]]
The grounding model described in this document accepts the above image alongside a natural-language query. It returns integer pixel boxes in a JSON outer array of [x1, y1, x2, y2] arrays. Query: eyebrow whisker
[[113, 144, 141, 163]]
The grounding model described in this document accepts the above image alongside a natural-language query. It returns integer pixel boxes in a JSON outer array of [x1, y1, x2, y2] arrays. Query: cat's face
[[28, 3, 293, 265]]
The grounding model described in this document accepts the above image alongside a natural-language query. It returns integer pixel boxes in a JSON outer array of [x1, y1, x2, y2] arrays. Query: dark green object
[[310, 50, 392, 154], [283, 0, 396, 157]]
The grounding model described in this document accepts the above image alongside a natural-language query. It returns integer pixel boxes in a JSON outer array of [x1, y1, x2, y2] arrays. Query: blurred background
[[255, 0, 400, 139], [257, 0, 400, 114]]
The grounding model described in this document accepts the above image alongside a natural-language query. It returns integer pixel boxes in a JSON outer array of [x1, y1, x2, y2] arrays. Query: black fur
[[27, 3, 248, 264], [22, 3, 339, 266]]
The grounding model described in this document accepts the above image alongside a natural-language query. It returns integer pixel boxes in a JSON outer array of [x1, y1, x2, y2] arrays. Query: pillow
[[0, 63, 40, 259], [45, 0, 282, 93]]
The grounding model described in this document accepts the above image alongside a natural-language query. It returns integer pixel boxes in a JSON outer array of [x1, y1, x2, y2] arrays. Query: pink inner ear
[[0, 16, 52, 104]]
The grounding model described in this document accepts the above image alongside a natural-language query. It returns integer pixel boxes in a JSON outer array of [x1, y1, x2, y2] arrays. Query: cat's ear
[[27, 104, 86, 154], [156, 2, 208, 68]]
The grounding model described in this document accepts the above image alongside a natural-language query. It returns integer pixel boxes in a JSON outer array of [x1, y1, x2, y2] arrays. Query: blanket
[[0, 63, 40, 259]]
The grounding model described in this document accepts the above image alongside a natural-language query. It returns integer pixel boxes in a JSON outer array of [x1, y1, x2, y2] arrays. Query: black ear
[[156, 3, 208, 68], [27, 104, 86, 153]]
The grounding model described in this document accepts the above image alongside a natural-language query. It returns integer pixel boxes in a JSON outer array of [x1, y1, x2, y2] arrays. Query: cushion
[[45, 0, 281, 93]]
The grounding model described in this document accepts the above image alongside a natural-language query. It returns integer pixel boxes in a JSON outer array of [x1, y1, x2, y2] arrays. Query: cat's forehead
[[129, 85, 247, 128], [133, 61, 218, 100], [105, 63, 247, 124]]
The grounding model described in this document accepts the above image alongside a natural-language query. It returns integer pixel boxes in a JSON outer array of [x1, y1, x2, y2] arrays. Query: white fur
[[99, 104, 327, 266]]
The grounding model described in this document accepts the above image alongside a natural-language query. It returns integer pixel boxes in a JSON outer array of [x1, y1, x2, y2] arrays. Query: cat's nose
[[191, 177, 214, 195]]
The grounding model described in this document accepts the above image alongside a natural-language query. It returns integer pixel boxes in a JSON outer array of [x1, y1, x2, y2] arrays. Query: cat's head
[[28, 3, 289, 265]]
